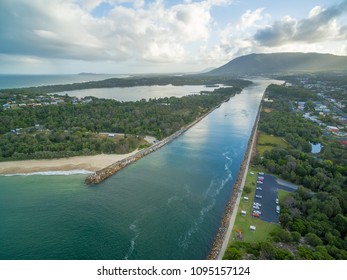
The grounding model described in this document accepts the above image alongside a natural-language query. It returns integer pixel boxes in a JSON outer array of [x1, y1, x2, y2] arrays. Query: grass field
[[228, 168, 279, 245], [278, 189, 291, 203], [257, 133, 290, 154]]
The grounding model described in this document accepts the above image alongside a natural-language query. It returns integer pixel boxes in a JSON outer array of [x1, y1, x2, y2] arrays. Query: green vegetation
[[0, 84, 245, 161], [231, 168, 279, 244], [0, 75, 251, 95], [208, 53, 347, 76], [224, 83, 347, 260], [278, 189, 291, 202], [257, 133, 290, 155]]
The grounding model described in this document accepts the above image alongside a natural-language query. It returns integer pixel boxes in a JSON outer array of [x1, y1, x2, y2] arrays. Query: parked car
[[256, 187, 262, 190], [253, 205, 260, 210], [257, 176, 264, 180], [276, 205, 280, 213], [253, 202, 262, 207], [252, 212, 260, 217], [258, 172, 265, 175], [256, 181, 263, 184], [253, 210, 261, 215], [275, 198, 279, 204], [255, 195, 262, 199]]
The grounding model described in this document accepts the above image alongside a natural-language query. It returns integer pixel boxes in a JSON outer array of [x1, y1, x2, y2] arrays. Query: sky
[[1, 0, 347, 74]]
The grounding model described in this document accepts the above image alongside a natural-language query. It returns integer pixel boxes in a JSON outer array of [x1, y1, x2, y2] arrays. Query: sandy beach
[[0, 150, 139, 175]]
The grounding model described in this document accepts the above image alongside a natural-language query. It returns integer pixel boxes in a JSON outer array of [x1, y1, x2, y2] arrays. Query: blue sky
[[1, 0, 347, 74]]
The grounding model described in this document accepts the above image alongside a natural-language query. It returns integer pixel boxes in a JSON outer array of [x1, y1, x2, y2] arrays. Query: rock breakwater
[[207, 103, 262, 260], [85, 99, 230, 185]]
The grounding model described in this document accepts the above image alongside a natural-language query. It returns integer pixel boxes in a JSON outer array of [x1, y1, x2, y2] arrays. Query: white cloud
[[1, 0, 347, 74], [0, 0, 222, 65], [254, 2, 347, 46]]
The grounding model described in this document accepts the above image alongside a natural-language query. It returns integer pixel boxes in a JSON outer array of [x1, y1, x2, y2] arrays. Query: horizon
[[2, 51, 346, 76], [1, 0, 347, 74]]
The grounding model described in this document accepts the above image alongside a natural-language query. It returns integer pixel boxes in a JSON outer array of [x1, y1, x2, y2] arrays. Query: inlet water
[[0, 79, 277, 259]]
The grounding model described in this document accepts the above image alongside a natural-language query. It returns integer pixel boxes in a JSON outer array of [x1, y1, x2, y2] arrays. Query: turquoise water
[[0, 80, 277, 260]]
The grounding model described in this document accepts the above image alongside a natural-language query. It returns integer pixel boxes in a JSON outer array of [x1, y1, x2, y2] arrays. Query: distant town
[[282, 76, 347, 145]]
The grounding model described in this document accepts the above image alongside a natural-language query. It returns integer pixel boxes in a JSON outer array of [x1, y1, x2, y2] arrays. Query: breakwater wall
[[207, 102, 263, 260], [85, 98, 232, 185], [85, 128, 184, 184]]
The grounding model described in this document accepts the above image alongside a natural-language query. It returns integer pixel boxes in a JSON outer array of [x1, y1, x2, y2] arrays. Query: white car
[[276, 205, 280, 213], [253, 202, 262, 207], [257, 181, 263, 184], [258, 172, 265, 175], [255, 195, 262, 199], [253, 205, 260, 210], [256, 187, 262, 190], [253, 210, 261, 215], [275, 198, 279, 204]]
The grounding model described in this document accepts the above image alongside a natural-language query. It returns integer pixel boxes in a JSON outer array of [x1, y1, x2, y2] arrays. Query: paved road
[[254, 174, 298, 223]]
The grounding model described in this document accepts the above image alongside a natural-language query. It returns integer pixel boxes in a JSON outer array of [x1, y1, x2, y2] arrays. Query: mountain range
[[208, 52, 347, 76]]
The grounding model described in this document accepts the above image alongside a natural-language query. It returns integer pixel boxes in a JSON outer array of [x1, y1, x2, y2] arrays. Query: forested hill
[[208, 53, 347, 76]]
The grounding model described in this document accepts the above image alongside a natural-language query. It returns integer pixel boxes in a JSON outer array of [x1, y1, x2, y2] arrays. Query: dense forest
[[0, 75, 251, 95], [225, 84, 347, 260], [0, 86, 244, 161]]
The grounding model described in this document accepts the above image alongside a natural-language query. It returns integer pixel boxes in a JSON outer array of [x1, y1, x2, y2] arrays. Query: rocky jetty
[[84, 99, 228, 185], [85, 130, 180, 184], [207, 102, 262, 260]]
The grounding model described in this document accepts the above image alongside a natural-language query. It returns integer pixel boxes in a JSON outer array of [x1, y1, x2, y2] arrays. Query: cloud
[[0, 0, 225, 64], [254, 1, 347, 46], [198, 8, 267, 64]]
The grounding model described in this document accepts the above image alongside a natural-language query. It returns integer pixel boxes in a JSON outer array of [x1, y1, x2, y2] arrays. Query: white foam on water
[[124, 220, 140, 260]]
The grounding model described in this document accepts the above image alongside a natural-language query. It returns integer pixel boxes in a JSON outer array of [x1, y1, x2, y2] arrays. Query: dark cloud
[[254, 1, 347, 46]]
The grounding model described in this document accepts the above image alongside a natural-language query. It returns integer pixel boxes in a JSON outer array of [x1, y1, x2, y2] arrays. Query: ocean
[[0, 74, 128, 89], [0, 79, 279, 259]]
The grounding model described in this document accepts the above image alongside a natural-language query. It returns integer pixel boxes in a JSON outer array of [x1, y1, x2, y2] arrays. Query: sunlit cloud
[[0, 0, 347, 73]]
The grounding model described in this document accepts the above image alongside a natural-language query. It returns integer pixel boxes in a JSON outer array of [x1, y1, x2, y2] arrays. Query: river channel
[[0, 79, 279, 259]]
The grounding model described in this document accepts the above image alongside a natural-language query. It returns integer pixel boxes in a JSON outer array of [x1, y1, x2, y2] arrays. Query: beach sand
[[0, 150, 139, 175]]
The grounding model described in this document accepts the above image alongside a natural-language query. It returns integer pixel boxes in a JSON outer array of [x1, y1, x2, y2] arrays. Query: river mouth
[[0, 79, 281, 260]]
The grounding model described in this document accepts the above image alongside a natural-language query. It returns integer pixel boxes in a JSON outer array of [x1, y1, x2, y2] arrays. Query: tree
[[305, 233, 323, 247], [224, 247, 241, 260]]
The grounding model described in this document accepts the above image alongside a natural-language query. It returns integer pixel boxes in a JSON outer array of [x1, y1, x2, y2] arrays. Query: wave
[[167, 184, 191, 205], [178, 198, 216, 249], [178, 150, 234, 248], [124, 220, 140, 260], [3, 169, 94, 177]]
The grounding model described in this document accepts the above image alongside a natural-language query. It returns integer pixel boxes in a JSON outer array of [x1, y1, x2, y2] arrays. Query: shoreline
[[207, 102, 262, 260], [0, 95, 236, 179], [0, 150, 139, 175], [85, 95, 234, 184]]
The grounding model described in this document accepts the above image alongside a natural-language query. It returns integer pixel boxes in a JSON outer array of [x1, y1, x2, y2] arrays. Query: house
[[327, 126, 339, 133], [2, 104, 11, 109]]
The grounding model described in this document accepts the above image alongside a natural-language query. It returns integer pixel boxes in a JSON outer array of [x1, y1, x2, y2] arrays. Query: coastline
[[0, 150, 139, 175], [207, 102, 262, 260], [0, 96, 235, 179]]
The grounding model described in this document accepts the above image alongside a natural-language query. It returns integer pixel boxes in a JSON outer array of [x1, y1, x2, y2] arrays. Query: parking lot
[[253, 173, 298, 223]]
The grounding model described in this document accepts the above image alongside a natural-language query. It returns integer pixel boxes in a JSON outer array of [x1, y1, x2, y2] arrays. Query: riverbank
[[0, 151, 139, 175], [85, 96, 235, 184], [207, 103, 262, 260]]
